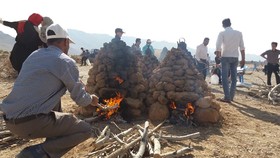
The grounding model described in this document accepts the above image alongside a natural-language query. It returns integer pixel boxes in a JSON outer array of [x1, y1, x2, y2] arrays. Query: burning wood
[[96, 92, 123, 119], [169, 101, 195, 123], [86, 120, 200, 158]]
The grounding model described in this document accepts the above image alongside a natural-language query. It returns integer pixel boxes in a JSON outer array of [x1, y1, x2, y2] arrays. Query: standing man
[[142, 39, 155, 55], [80, 47, 87, 66], [195, 37, 210, 80], [260, 42, 280, 85], [131, 38, 142, 53], [111, 28, 125, 42], [0, 13, 44, 73], [216, 18, 245, 103], [1, 24, 99, 158]]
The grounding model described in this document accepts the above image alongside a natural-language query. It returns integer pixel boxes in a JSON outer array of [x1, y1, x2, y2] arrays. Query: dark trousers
[[267, 63, 280, 85], [81, 57, 87, 66]]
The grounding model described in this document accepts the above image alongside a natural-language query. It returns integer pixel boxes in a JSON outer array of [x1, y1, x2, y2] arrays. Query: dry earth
[[1, 65, 280, 158]]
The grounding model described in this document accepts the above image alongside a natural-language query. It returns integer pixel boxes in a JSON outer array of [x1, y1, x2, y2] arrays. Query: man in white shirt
[[216, 18, 245, 103], [196, 37, 209, 80]]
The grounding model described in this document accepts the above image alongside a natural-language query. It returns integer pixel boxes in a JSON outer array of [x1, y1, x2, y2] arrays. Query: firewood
[[0, 130, 11, 136], [147, 142, 154, 156], [106, 120, 166, 158], [0, 136, 16, 142], [151, 135, 161, 158], [111, 133, 126, 145], [96, 103, 119, 111], [131, 121, 149, 158], [87, 144, 116, 156], [153, 132, 200, 141], [268, 84, 280, 105], [160, 146, 193, 158], [94, 126, 111, 149]]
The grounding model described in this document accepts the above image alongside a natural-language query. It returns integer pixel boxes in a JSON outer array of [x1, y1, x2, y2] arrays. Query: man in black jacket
[[0, 13, 44, 73]]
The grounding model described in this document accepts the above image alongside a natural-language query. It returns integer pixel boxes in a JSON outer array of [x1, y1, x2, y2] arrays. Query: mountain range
[[0, 30, 263, 61]]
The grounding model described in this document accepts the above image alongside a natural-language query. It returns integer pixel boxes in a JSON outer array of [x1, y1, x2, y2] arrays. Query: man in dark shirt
[[111, 28, 124, 42], [261, 42, 280, 85], [0, 13, 44, 73]]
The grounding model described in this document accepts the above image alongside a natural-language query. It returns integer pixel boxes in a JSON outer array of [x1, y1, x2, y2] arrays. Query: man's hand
[[90, 95, 99, 106], [240, 59, 245, 68], [215, 51, 221, 58]]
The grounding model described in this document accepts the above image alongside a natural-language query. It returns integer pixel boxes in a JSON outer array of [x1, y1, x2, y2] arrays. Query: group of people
[[112, 28, 155, 55], [1, 14, 279, 157]]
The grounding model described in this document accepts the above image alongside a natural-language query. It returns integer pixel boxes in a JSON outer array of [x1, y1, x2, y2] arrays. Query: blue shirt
[[142, 44, 155, 55], [1, 46, 92, 119]]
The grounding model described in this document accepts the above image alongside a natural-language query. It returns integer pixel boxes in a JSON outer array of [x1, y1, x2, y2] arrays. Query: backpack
[[145, 45, 152, 55]]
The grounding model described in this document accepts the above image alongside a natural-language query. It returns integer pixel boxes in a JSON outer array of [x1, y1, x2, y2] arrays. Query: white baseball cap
[[46, 24, 74, 43]]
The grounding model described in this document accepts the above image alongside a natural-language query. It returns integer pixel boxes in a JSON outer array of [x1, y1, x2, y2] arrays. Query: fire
[[170, 101, 176, 109], [97, 92, 123, 119], [170, 101, 195, 118], [185, 103, 195, 118], [115, 76, 124, 84]]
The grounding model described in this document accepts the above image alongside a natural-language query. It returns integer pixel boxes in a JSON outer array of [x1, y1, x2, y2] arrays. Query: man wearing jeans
[[260, 42, 280, 86], [216, 18, 245, 103], [1, 24, 99, 158], [196, 37, 210, 80]]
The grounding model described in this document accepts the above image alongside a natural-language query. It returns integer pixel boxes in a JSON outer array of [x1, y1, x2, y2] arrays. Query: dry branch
[[94, 126, 111, 149], [160, 146, 193, 158], [105, 120, 166, 158], [154, 132, 200, 141], [0, 136, 16, 143], [96, 103, 119, 111], [268, 84, 280, 105], [151, 135, 161, 158], [0, 130, 11, 136], [132, 121, 149, 158]]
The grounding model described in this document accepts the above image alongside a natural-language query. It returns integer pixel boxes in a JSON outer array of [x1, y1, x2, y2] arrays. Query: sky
[[1, 0, 280, 56]]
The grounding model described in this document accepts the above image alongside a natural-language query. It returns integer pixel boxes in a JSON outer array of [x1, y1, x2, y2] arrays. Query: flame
[[115, 76, 124, 84], [97, 92, 123, 119], [184, 103, 195, 118], [170, 101, 176, 109]]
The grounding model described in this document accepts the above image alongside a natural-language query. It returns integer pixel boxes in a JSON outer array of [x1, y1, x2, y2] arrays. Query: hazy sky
[[0, 0, 280, 56]]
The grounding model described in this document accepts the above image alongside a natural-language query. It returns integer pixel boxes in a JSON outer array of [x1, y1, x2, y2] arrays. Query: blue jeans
[[221, 57, 238, 101], [197, 62, 207, 80]]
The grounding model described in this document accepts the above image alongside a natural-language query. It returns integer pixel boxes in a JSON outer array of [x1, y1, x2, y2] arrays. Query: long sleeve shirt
[[216, 27, 245, 58], [1, 46, 92, 119], [195, 43, 208, 61]]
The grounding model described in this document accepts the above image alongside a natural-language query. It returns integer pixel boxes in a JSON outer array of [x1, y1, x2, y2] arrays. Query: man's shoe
[[16, 145, 49, 158], [217, 98, 231, 103]]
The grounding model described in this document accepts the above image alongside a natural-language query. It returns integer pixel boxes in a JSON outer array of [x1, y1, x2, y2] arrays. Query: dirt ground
[[1, 65, 280, 158]]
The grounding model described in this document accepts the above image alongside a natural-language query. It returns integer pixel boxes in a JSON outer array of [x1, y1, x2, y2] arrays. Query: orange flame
[[115, 76, 124, 84], [97, 92, 123, 119], [185, 103, 195, 118], [170, 101, 176, 109]]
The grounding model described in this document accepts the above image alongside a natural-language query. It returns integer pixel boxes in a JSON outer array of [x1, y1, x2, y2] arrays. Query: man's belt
[[3, 113, 47, 124]]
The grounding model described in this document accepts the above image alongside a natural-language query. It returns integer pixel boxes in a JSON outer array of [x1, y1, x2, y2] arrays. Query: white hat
[[46, 24, 74, 43]]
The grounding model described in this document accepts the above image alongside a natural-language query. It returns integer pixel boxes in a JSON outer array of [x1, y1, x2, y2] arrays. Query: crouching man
[[0, 24, 98, 158]]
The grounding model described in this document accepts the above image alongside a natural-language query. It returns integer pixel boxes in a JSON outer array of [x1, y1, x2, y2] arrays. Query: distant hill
[[0, 30, 264, 61], [0, 31, 15, 51]]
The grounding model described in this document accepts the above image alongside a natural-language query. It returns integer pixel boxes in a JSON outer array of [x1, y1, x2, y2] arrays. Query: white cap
[[46, 24, 74, 43]]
